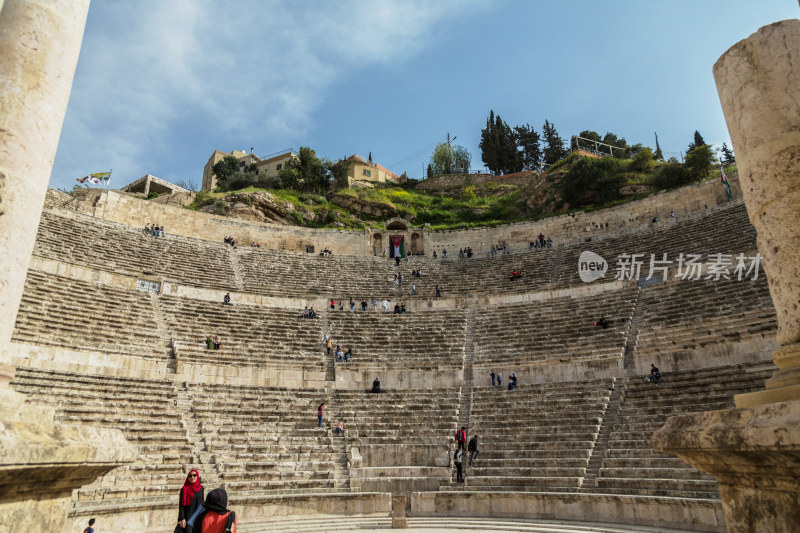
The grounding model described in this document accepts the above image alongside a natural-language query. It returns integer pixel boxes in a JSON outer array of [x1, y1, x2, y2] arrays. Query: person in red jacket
[[192, 488, 236, 533], [455, 426, 467, 450]]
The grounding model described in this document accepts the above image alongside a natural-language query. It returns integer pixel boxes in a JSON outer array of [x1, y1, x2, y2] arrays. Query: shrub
[[629, 147, 654, 172], [684, 145, 716, 179], [560, 156, 623, 206], [214, 199, 230, 214], [650, 163, 694, 189]]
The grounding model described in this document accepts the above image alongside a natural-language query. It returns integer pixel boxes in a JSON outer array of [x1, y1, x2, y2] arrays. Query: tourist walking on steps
[[497, 373, 502, 387], [454, 447, 464, 483], [189, 487, 237, 533], [468, 434, 480, 466], [317, 402, 325, 427], [175, 469, 203, 533], [325, 336, 333, 356], [455, 426, 467, 450], [490, 370, 496, 386]]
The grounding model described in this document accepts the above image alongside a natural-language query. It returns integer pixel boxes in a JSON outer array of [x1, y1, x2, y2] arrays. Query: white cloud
[[51, 0, 488, 188]]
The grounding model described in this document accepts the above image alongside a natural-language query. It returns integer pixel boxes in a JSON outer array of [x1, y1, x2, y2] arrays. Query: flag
[[76, 176, 89, 183], [89, 171, 111, 185], [389, 236, 404, 258], [720, 166, 733, 201]]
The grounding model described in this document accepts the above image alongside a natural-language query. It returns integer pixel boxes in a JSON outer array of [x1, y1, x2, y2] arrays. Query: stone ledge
[[410, 491, 725, 532]]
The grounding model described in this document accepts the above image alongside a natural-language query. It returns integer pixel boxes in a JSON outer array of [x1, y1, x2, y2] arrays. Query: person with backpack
[[455, 427, 467, 450], [454, 447, 464, 483], [187, 488, 237, 533], [175, 469, 204, 533], [83, 518, 96, 533]]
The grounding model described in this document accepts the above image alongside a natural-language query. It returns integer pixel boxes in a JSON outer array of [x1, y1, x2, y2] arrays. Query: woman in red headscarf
[[175, 468, 204, 533]]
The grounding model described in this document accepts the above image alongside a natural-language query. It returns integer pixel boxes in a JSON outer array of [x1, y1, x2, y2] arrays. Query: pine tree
[[687, 130, 706, 153], [542, 120, 568, 166], [368, 152, 373, 164], [480, 110, 518, 174], [514, 124, 542, 171], [654, 132, 663, 160], [721, 142, 735, 166]]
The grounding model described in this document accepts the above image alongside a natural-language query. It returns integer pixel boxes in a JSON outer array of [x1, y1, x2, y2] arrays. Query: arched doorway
[[410, 232, 421, 254], [372, 233, 383, 256]]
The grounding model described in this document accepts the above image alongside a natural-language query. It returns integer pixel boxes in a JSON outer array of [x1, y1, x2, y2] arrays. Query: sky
[[49, 0, 800, 191]]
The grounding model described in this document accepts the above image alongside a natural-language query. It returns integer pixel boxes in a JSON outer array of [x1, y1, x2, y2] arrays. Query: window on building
[[239, 161, 245, 167], [277, 164, 282, 170], [363, 169, 371, 177]]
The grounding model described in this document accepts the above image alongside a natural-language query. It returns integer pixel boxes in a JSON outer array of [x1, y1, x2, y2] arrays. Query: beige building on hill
[[202, 148, 296, 191], [342, 154, 404, 188]]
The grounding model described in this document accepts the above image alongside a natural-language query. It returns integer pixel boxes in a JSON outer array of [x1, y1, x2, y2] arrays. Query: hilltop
[[173, 152, 732, 230]]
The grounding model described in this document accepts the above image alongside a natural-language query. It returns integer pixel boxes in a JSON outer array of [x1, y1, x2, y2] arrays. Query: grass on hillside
[[181, 155, 733, 231]]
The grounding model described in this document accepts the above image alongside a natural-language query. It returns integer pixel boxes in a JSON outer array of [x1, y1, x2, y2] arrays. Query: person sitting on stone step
[[361, 299, 368, 311], [344, 347, 352, 362], [508, 371, 518, 390], [649, 364, 661, 386], [400, 303, 407, 314], [144, 223, 150, 235], [594, 316, 609, 329], [205, 336, 213, 350], [394, 303, 400, 314], [335, 346, 344, 362], [308, 306, 316, 319], [223, 293, 232, 306], [212, 335, 222, 350], [336, 419, 344, 435], [372, 376, 381, 393], [302, 306, 309, 318]]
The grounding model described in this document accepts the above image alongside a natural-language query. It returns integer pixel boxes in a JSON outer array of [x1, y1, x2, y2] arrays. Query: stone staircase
[[580, 380, 622, 489]]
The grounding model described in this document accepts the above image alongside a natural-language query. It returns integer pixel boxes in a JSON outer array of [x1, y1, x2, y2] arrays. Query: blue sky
[[50, 1, 799, 190]]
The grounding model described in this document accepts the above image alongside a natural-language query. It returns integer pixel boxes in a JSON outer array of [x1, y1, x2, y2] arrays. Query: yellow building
[[343, 154, 404, 188], [201, 148, 296, 191]]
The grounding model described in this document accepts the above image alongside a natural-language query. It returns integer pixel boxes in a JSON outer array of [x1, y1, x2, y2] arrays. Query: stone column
[[0, 2, 137, 531], [391, 493, 408, 528], [653, 19, 800, 532], [0, 0, 90, 348]]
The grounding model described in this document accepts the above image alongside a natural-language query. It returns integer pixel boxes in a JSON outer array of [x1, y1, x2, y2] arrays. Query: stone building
[[342, 154, 405, 188], [120, 174, 189, 196], [201, 148, 296, 191], [370, 217, 427, 257]]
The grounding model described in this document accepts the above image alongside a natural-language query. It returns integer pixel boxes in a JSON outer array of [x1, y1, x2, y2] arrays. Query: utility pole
[[447, 132, 457, 174]]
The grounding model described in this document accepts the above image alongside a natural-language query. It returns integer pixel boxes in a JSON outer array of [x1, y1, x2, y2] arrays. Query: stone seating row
[[473, 288, 637, 367], [592, 361, 775, 499], [160, 295, 324, 367], [187, 383, 350, 494], [447, 379, 614, 492], [327, 310, 468, 366], [10, 367, 192, 501], [635, 277, 777, 360], [555, 202, 756, 288], [11, 270, 168, 360], [34, 211, 238, 290]]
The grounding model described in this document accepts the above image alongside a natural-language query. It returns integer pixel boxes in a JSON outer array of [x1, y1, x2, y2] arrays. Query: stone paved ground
[[240, 517, 704, 532]]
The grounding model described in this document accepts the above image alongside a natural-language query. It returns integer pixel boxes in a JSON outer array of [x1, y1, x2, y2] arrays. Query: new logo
[[578, 251, 607, 282]]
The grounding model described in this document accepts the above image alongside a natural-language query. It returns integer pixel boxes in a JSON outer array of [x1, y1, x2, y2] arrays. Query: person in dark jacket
[[192, 488, 237, 533], [175, 469, 203, 533], [467, 434, 480, 466]]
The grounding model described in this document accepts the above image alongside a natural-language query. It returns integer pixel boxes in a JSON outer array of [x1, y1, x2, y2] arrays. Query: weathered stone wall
[[416, 173, 495, 190], [95, 190, 371, 255]]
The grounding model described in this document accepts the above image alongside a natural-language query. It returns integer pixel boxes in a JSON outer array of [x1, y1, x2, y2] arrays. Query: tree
[[684, 144, 716, 179], [326, 158, 350, 189], [176, 178, 199, 191], [721, 142, 735, 166], [687, 130, 706, 154], [426, 164, 433, 179], [514, 124, 542, 171], [542, 120, 568, 166], [479, 110, 518, 175], [431, 142, 471, 175], [601, 132, 628, 158], [368, 152, 373, 164], [212, 155, 240, 186], [279, 146, 328, 193], [654, 132, 663, 160]]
